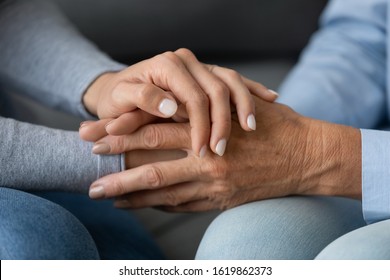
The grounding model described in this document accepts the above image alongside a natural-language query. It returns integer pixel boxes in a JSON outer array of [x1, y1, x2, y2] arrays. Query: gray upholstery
[[53, 0, 327, 61]]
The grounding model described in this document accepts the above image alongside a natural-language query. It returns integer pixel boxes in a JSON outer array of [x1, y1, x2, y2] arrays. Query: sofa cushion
[[53, 0, 327, 61]]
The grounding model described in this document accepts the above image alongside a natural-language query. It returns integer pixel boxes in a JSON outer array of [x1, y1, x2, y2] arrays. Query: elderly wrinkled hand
[[87, 96, 361, 212]]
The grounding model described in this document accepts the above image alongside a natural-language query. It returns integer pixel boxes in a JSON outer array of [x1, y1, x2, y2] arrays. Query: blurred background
[[54, 0, 326, 63], [2, 0, 328, 259]]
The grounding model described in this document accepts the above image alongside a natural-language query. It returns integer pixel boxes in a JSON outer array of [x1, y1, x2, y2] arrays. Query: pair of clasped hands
[[79, 49, 280, 212]]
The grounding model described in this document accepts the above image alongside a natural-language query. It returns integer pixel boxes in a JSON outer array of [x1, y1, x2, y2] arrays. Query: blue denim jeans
[[196, 196, 390, 259], [0, 187, 164, 260]]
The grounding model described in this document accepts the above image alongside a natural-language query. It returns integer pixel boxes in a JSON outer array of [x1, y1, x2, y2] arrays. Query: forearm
[[0, 0, 125, 118], [0, 117, 122, 192]]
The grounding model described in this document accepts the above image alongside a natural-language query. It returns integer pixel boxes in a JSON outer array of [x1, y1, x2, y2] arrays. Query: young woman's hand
[[82, 48, 278, 157]]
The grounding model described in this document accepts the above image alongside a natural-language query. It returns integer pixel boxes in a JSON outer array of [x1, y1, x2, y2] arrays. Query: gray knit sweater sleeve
[[1, 117, 95, 192], [0, 0, 126, 192], [0, 116, 124, 192], [0, 0, 126, 118]]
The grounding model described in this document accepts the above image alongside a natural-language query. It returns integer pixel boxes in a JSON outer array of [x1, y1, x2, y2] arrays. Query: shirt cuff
[[97, 154, 124, 179], [361, 129, 390, 224]]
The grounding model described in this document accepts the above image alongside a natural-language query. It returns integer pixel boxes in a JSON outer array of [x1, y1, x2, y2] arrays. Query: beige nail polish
[[80, 121, 89, 128], [92, 143, 111, 154], [268, 89, 279, 98], [105, 121, 114, 131], [89, 185, 105, 199], [199, 145, 207, 158]]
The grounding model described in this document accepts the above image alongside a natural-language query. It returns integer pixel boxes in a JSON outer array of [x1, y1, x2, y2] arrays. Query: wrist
[[298, 119, 362, 199], [83, 72, 116, 116]]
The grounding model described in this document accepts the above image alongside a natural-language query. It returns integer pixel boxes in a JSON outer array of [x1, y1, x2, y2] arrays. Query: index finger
[[92, 123, 192, 155], [150, 52, 211, 157], [89, 157, 199, 198]]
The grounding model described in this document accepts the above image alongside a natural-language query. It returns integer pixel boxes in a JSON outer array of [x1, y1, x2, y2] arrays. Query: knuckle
[[110, 136, 126, 153], [218, 200, 234, 211], [201, 158, 228, 180], [143, 165, 164, 188], [191, 91, 209, 107], [209, 184, 236, 211], [209, 81, 229, 99], [160, 51, 181, 65], [164, 190, 180, 206], [175, 48, 195, 59], [137, 84, 155, 104], [207, 64, 218, 72], [141, 126, 163, 149], [226, 69, 241, 81], [154, 52, 185, 75]]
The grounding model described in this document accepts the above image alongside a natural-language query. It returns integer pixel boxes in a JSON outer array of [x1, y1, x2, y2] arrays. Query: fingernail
[[80, 121, 90, 128], [159, 98, 178, 117], [199, 145, 207, 158], [105, 120, 114, 132], [215, 139, 227, 156], [247, 114, 256, 130], [268, 89, 279, 98], [92, 143, 111, 154], [114, 199, 131, 208], [89, 185, 105, 199]]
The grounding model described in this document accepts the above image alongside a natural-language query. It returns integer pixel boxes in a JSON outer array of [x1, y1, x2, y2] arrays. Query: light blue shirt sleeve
[[278, 0, 389, 223], [279, 0, 386, 128], [361, 129, 390, 224]]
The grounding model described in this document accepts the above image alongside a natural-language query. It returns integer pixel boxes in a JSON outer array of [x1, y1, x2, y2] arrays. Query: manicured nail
[[92, 143, 110, 154], [215, 139, 227, 156], [104, 120, 114, 133], [159, 98, 178, 117], [247, 114, 256, 130], [89, 185, 105, 199], [199, 145, 207, 158], [80, 121, 90, 128], [268, 89, 279, 98]]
